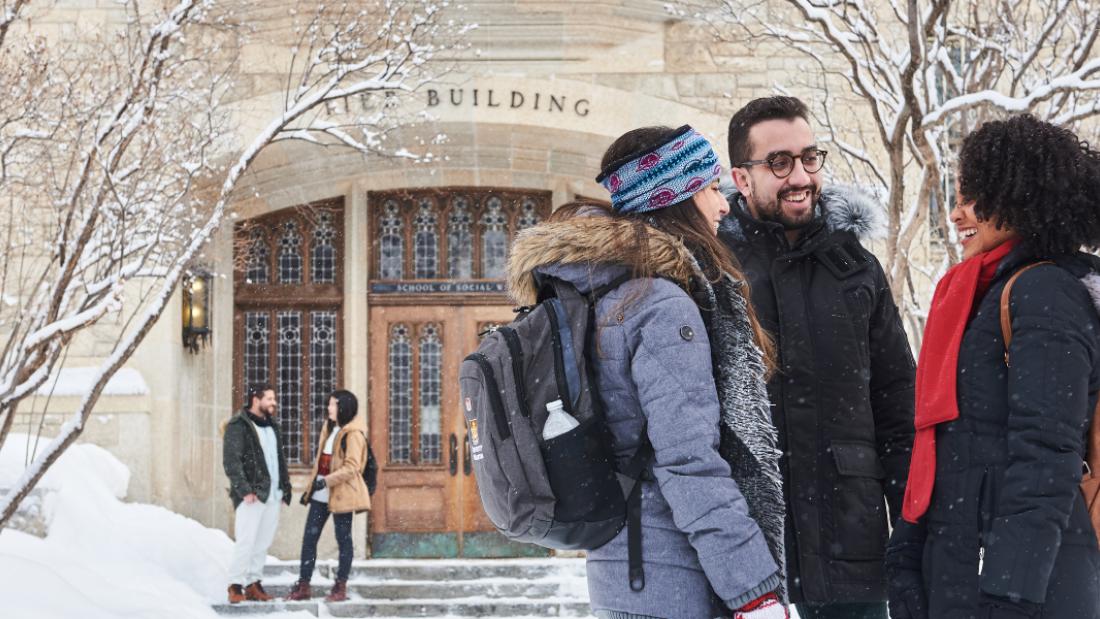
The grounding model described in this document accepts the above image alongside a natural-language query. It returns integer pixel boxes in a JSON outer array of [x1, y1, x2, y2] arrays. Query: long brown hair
[[599, 126, 776, 373]]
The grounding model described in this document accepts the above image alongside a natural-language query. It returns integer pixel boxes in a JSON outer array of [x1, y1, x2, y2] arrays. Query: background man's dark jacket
[[222, 410, 292, 508], [720, 185, 915, 603]]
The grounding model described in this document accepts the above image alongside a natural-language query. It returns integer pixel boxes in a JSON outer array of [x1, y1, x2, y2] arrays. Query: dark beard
[[752, 186, 819, 230]]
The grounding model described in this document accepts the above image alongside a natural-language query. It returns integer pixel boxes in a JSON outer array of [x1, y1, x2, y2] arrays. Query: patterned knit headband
[[597, 126, 723, 214]]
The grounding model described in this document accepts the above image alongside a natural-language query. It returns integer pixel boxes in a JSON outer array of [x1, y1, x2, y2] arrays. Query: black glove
[[298, 492, 309, 506], [978, 593, 1041, 619], [885, 518, 928, 619], [312, 477, 327, 492]]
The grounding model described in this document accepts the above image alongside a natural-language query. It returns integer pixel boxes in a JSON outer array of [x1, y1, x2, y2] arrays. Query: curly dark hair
[[958, 114, 1100, 257]]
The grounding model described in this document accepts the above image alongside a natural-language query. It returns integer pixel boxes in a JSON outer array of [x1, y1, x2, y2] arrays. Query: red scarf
[[902, 239, 1019, 523]]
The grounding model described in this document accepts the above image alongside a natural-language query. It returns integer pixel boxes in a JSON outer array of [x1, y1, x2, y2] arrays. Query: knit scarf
[[689, 255, 787, 603], [902, 239, 1018, 523]]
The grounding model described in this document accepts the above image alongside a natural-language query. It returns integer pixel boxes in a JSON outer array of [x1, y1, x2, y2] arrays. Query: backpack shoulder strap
[[1000, 261, 1054, 364]]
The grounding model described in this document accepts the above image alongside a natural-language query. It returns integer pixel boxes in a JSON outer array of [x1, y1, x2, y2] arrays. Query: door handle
[[449, 433, 458, 476], [463, 432, 472, 476]]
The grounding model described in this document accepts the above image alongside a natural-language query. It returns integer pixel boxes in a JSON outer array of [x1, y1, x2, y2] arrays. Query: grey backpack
[[460, 273, 653, 590]]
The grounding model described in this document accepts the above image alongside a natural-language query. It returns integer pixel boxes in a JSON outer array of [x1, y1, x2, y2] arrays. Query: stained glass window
[[309, 311, 338, 461], [418, 323, 442, 464], [277, 311, 303, 463], [243, 312, 270, 387], [311, 212, 337, 284], [413, 198, 439, 279], [234, 204, 344, 467], [245, 228, 270, 284], [517, 197, 541, 230], [380, 200, 404, 280], [278, 221, 303, 284], [447, 197, 473, 279], [388, 324, 412, 464], [480, 196, 508, 279]]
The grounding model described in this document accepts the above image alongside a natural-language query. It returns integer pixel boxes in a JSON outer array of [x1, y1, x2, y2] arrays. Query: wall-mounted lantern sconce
[[182, 268, 213, 354]]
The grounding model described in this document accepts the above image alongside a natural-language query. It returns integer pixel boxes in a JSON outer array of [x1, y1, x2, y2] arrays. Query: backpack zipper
[[542, 299, 572, 414], [465, 352, 512, 441], [499, 327, 531, 418]]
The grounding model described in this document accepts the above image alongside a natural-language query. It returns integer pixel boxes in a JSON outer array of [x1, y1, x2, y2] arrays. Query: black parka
[[921, 249, 1100, 618], [719, 186, 916, 604], [222, 411, 292, 508]]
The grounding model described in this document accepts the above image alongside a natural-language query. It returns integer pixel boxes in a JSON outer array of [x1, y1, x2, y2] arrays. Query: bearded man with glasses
[[719, 96, 916, 619]]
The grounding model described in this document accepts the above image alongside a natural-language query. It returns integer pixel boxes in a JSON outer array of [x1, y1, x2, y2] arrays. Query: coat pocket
[[829, 440, 888, 561]]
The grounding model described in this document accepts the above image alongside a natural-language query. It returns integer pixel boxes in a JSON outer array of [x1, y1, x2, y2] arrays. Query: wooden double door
[[367, 304, 546, 558]]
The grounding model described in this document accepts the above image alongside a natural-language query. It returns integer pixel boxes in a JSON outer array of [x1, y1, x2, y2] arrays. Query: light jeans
[[228, 491, 282, 585]]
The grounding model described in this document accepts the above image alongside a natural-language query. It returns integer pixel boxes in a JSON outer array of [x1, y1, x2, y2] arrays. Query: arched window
[[380, 200, 404, 280], [278, 220, 303, 284], [369, 188, 550, 290], [245, 227, 270, 284], [480, 196, 508, 280], [517, 196, 541, 230], [447, 196, 473, 279], [413, 198, 439, 279], [234, 201, 344, 465], [311, 212, 337, 284]]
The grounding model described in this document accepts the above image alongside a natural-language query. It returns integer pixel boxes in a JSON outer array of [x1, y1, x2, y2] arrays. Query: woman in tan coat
[[285, 389, 371, 602]]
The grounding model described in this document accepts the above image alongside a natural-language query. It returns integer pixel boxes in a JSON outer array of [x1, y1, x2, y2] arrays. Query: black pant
[[794, 602, 888, 619], [298, 500, 353, 582]]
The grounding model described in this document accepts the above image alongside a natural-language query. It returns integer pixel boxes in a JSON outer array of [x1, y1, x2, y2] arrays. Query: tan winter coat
[[302, 412, 371, 514]]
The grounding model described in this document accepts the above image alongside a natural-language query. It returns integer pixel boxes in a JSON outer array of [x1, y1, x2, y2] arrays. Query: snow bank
[[0, 434, 232, 617]]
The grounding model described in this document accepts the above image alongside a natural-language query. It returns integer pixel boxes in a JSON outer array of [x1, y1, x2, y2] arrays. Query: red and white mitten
[[733, 592, 788, 619]]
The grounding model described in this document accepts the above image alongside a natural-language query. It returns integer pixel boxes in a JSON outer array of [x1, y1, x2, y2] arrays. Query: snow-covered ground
[[0, 435, 806, 618], [0, 433, 232, 618]]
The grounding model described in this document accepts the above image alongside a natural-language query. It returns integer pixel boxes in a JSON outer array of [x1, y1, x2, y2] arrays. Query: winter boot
[[227, 584, 246, 604], [244, 580, 273, 602], [284, 579, 312, 601], [325, 579, 348, 602]]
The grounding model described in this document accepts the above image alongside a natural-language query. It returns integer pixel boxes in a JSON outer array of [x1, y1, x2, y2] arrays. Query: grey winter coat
[[508, 217, 781, 619]]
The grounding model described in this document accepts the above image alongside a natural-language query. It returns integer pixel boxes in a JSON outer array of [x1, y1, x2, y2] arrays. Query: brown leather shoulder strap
[[1000, 261, 1055, 360]]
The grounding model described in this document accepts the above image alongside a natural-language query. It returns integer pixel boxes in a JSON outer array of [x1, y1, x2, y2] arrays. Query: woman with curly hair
[[885, 114, 1100, 619]]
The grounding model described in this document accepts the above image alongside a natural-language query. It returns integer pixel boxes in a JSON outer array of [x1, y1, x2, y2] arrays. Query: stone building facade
[[15, 0, 911, 562]]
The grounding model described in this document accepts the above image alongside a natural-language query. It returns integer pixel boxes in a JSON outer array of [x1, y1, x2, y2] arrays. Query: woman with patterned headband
[[507, 125, 787, 618]]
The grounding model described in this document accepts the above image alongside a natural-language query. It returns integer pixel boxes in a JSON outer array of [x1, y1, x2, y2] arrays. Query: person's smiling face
[[731, 117, 822, 231], [951, 180, 1017, 260]]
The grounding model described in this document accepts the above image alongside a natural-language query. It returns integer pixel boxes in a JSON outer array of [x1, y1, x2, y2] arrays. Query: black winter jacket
[[920, 248, 1100, 618], [222, 411, 292, 508], [719, 186, 916, 604]]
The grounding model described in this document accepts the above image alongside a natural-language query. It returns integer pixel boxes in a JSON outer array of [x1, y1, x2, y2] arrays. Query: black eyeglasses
[[738, 148, 828, 178]]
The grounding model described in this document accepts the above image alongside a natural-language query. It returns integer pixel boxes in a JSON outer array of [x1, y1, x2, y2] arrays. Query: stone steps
[[213, 599, 593, 617], [213, 558, 593, 618]]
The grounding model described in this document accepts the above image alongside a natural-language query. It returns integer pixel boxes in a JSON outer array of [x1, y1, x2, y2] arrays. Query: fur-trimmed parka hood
[[507, 216, 697, 306], [720, 182, 887, 242]]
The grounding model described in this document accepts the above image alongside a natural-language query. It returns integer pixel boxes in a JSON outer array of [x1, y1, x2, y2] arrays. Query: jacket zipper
[[465, 352, 512, 441], [499, 327, 531, 418]]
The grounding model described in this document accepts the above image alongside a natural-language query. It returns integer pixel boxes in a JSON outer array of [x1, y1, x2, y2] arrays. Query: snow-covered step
[[257, 579, 571, 600], [262, 557, 587, 582], [214, 558, 593, 617]]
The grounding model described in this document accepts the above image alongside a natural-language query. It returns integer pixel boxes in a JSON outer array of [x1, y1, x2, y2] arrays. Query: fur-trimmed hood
[[720, 182, 887, 242], [506, 216, 697, 306]]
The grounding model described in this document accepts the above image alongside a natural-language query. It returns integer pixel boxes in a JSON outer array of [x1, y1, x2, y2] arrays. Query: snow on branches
[[679, 0, 1100, 337], [0, 0, 467, 528]]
